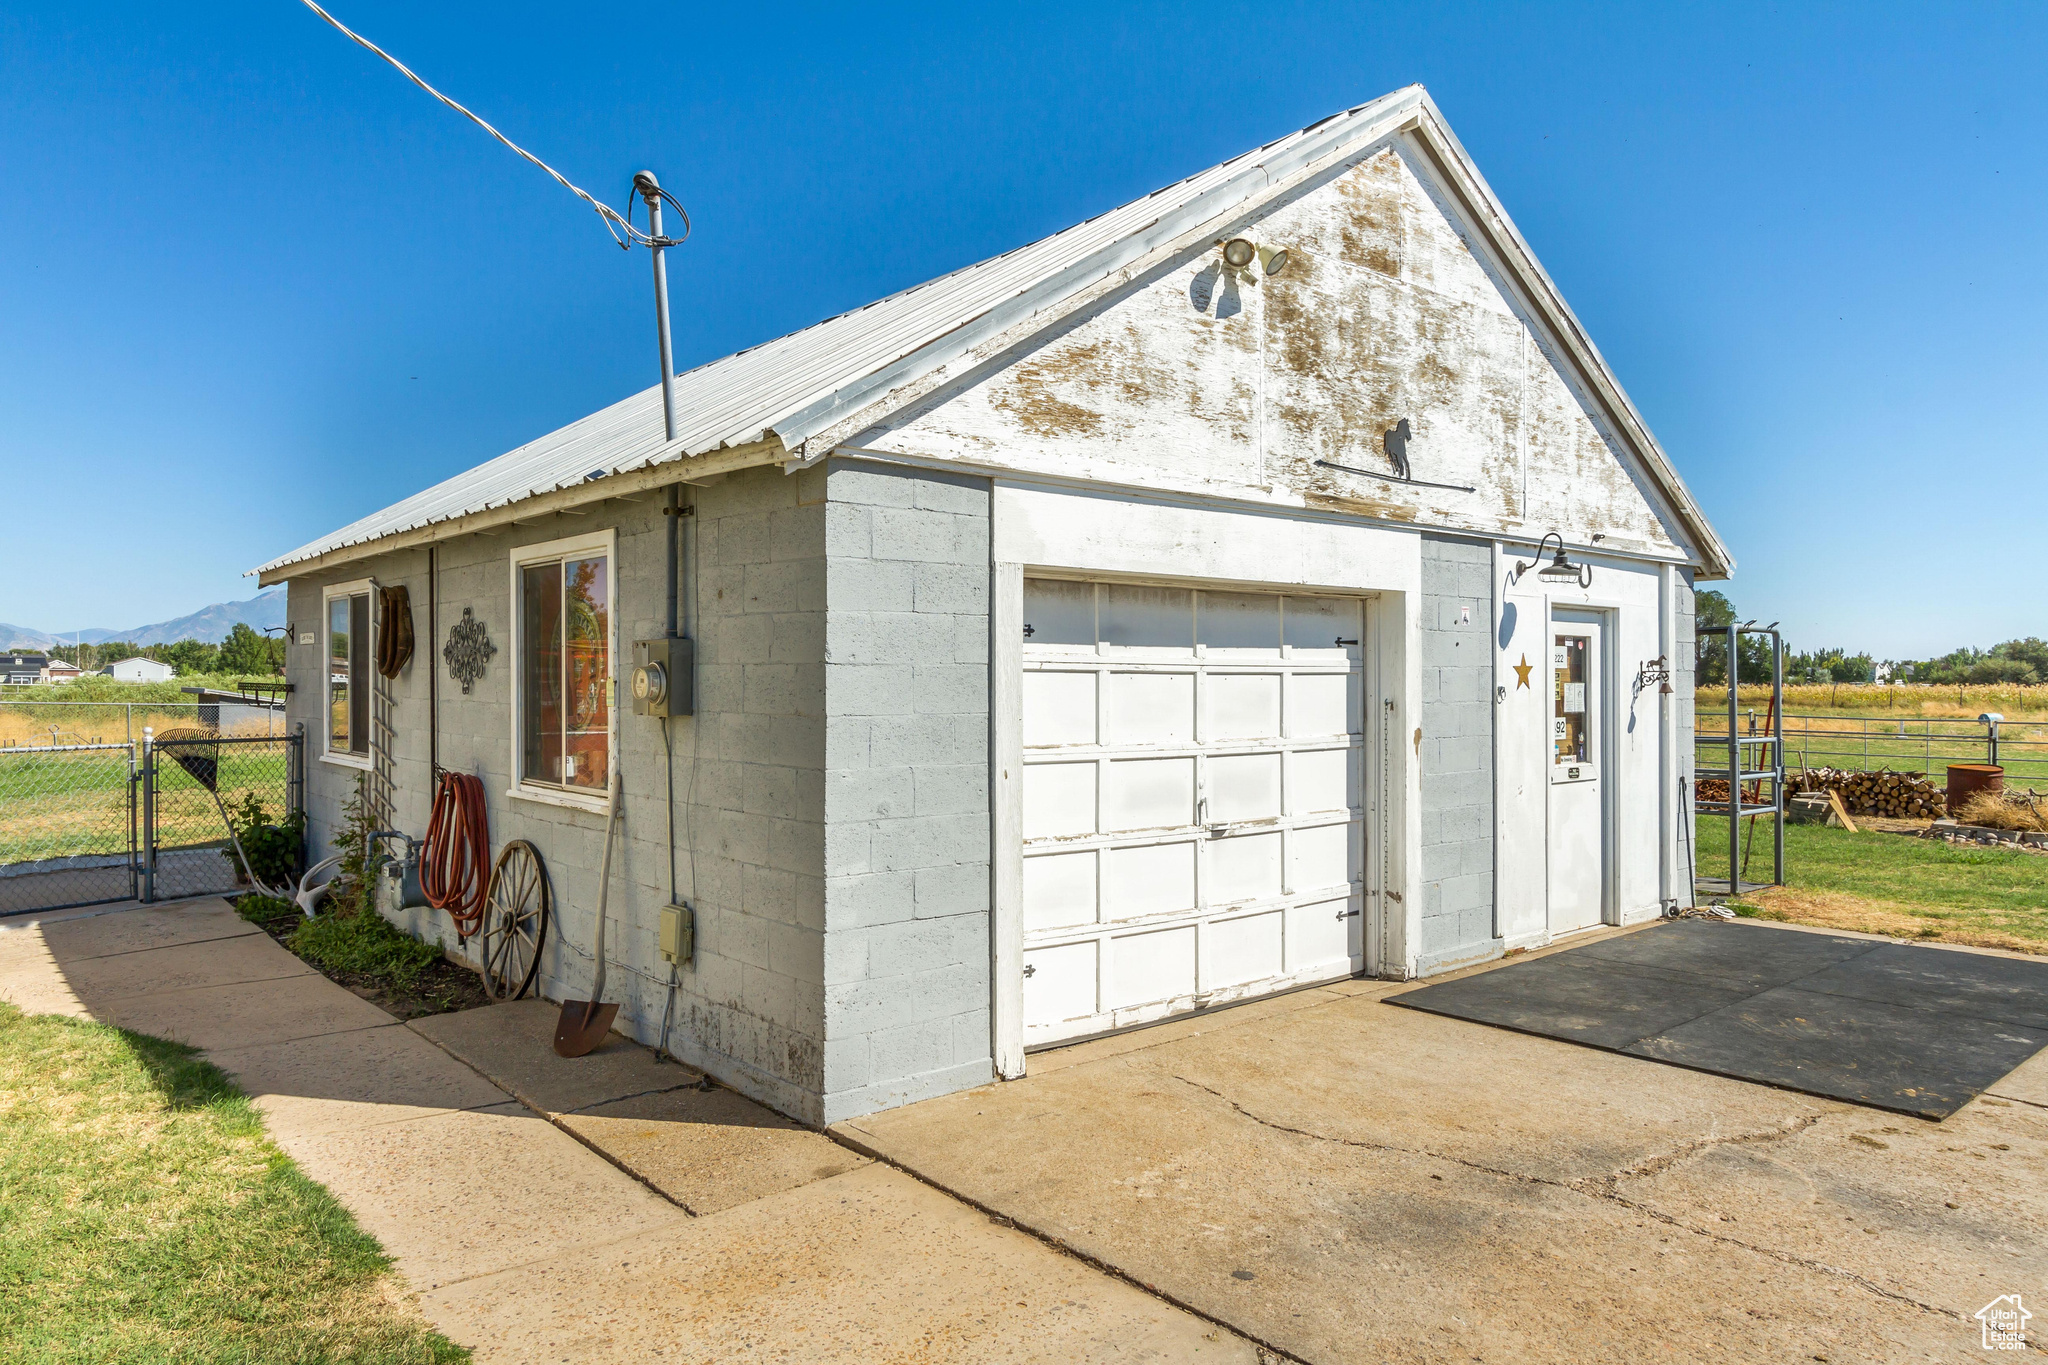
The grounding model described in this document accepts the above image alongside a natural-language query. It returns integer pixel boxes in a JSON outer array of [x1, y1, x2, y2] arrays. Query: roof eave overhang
[[252, 437, 782, 586]]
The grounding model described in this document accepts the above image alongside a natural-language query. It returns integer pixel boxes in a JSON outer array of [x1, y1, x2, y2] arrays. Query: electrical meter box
[[658, 902, 694, 965], [631, 636, 693, 717]]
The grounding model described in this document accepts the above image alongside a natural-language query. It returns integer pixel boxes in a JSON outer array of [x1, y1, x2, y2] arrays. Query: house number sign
[[443, 608, 497, 695]]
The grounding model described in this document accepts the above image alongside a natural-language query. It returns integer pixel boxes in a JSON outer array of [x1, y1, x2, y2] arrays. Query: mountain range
[[0, 589, 287, 649]]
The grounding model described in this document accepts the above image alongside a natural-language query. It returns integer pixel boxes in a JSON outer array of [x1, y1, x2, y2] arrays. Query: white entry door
[[1548, 613, 1606, 934], [1018, 579, 1368, 1047]]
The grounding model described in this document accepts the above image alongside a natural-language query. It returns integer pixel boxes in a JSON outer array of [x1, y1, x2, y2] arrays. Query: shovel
[[554, 771, 623, 1057]]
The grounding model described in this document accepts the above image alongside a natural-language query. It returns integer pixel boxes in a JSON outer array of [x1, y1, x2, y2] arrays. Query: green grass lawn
[[0, 1002, 467, 1364], [1695, 815, 2048, 951], [0, 745, 289, 865]]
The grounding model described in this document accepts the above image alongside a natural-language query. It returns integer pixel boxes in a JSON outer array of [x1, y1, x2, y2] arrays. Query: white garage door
[[1020, 579, 1368, 1047]]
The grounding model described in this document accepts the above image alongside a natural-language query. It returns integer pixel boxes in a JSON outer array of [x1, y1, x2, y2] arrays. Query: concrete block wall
[[818, 459, 994, 1124], [1416, 534, 1499, 973], [285, 462, 834, 1122]]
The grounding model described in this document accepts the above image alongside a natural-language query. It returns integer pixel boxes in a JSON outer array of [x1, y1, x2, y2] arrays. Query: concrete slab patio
[[10, 899, 2044, 1362], [0, 899, 1259, 1363], [837, 926, 2048, 1364]]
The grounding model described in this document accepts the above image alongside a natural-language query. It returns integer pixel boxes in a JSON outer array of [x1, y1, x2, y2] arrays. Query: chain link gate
[[141, 728, 303, 904], [0, 724, 302, 917], [0, 742, 140, 915]]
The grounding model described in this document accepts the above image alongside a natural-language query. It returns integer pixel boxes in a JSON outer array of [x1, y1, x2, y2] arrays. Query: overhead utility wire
[[294, 0, 686, 250]]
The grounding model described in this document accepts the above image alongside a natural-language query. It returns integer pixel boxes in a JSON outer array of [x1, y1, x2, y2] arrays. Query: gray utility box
[[631, 636, 694, 717]]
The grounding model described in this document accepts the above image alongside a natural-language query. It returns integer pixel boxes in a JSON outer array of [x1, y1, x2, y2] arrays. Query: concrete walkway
[[835, 927, 2048, 1364], [0, 898, 1258, 1364]]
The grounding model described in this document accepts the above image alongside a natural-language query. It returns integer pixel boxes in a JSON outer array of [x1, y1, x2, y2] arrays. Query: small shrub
[[220, 792, 305, 888], [234, 893, 299, 925], [326, 775, 378, 920], [289, 906, 443, 990]]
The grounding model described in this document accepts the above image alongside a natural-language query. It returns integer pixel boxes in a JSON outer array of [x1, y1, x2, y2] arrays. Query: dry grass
[[0, 708, 202, 748], [1737, 886, 2048, 957], [1954, 789, 2048, 832], [1700, 682, 2048, 721]]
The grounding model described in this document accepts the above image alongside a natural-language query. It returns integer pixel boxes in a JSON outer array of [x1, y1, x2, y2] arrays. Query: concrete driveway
[[835, 926, 2048, 1364]]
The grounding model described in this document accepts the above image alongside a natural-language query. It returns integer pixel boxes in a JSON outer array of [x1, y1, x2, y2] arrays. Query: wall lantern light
[[1516, 531, 1593, 589]]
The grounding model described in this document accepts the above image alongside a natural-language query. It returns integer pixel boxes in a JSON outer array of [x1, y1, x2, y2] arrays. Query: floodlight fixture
[[1221, 237, 1257, 269]]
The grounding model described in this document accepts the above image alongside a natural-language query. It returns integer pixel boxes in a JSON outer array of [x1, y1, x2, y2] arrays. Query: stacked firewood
[[1784, 767, 1945, 818], [1694, 768, 1945, 818]]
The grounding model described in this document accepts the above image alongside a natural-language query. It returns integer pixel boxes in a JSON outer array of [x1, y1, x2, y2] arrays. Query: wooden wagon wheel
[[479, 840, 550, 1001]]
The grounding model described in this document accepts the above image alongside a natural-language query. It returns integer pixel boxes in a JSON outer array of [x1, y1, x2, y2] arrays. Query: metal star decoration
[[1513, 654, 1534, 689]]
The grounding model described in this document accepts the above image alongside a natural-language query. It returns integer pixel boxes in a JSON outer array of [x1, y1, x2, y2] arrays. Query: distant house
[[43, 659, 83, 683], [2, 653, 51, 684], [107, 657, 175, 683]]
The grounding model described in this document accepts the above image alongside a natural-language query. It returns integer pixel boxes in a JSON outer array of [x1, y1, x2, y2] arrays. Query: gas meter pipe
[[422, 771, 490, 938]]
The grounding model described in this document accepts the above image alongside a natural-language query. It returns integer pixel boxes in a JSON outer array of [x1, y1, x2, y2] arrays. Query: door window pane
[[1553, 635, 1590, 765]]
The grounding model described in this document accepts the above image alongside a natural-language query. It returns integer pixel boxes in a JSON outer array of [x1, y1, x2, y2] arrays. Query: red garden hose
[[422, 771, 490, 939]]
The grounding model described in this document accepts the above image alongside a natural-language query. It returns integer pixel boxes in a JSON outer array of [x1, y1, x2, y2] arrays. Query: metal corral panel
[[256, 88, 1433, 578]]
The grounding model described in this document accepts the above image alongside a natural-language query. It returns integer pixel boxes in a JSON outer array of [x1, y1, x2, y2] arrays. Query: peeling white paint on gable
[[860, 138, 1693, 560]]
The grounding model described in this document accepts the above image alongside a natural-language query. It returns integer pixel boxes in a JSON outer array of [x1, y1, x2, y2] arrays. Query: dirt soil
[[243, 908, 493, 1020]]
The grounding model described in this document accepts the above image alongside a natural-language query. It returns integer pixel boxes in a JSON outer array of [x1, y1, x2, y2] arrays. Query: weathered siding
[[819, 460, 994, 1123], [286, 464, 833, 1122], [863, 137, 1692, 561], [1417, 535, 1498, 972]]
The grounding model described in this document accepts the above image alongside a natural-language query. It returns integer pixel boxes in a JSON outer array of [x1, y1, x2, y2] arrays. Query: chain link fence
[[0, 700, 300, 916], [143, 732, 299, 903], [0, 743, 138, 914]]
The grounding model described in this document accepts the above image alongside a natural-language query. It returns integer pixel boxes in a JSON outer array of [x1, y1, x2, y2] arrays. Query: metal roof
[[257, 84, 1731, 580]]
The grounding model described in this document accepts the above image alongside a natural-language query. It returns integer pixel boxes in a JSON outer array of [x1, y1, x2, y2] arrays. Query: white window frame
[[319, 578, 376, 771], [507, 528, 618, 813]]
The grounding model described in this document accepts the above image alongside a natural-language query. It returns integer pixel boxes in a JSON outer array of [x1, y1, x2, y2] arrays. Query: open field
[[0, 1001, 465, 1363], [0, 744, 289, 867], [1700, 681, 2048, 721], [1696, 688, 2048, 791], [0, 675, 285, 706], [1696, 815, 2048, 953]]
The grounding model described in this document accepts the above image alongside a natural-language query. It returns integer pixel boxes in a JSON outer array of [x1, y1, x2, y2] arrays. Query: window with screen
[[516, 540, 611, 796], [324, 588, 370, 761]]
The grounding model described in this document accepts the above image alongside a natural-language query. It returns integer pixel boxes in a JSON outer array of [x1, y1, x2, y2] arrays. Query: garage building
[[255, 85, 1730, 1125]]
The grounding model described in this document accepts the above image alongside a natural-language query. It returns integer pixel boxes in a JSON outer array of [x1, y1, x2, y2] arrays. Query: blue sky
[[1, 2, 2040, 656]]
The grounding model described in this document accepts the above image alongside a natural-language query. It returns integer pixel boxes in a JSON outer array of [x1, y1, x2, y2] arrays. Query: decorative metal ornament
[[443, 608, 497, 695], [1636, 655, 1673, 697]]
